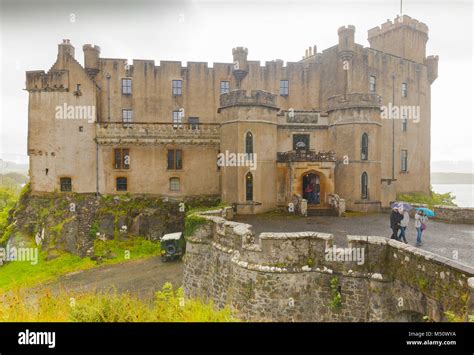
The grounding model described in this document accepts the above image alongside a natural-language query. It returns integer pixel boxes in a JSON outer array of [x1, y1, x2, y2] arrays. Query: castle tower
[[218, 90, 279, 214], [327, 94, 383, 212], [83, 44, 101, 78], [368, 15, 429, 63], [232, 47, 248, 88], [337, 25, 356, 96]]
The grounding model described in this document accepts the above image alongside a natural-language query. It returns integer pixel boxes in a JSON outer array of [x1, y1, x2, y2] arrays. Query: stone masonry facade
[[26, 15, 438, 213]]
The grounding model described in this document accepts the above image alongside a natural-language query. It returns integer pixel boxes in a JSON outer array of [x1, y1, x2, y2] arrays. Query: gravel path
[[33, 256, 184, 301]]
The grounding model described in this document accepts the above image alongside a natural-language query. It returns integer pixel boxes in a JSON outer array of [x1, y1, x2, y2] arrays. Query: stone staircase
[[307, 205, 338, 217]]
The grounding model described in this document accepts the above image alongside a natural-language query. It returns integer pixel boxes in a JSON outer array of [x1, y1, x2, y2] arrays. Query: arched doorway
[[302, 172, 321, 205]]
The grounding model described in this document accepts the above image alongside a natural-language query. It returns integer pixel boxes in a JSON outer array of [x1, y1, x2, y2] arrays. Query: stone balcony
[[277, 150, 337, 163], [96, 122, 220, 146]]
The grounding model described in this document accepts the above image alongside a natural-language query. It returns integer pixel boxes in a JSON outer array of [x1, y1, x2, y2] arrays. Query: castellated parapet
[[26, 70, 69, 91], [327, 93, 382, 112], [368, 15, 429, 38], [183, 208, 474, 322], [368, 15, 429, 63]]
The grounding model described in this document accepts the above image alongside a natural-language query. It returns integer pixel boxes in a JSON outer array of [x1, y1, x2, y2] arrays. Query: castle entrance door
[[302, 172, 321, 205]]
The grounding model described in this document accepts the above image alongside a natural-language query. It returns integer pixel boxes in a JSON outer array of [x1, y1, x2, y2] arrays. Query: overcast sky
[[0, 0, 472, 170]]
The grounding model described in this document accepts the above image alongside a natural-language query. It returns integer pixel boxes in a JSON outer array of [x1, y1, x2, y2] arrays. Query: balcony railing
[[277, 150, 337, 163], [96, 122, 220, 145]]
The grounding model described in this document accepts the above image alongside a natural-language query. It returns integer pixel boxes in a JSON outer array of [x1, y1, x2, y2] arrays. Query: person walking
[[399, 209, 409, 243], [414, 210, 428, 247], [390, 207, 403, 240]]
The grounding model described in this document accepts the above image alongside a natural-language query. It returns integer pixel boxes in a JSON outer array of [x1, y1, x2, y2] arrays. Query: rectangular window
[[167, 149, 183, 170], [280, 80, 289, 96], [114, 148, 130, 169], [122, 109, 133, 127], [76, 84, 81, 92], [60, 177, 72, 192], [401, 149, 408, 172], [172, 111, 182, 128], [188, 117, 199, 130], [169, 178, 180, 191], [122, 78, 132, 94], [116, 177, 127, 191], [172, 80, 182, 95], [402, 118, 408, 132], [293, 134, 310, 152], [369, 75, 376, 93], [220, 81, 230, 94], [401, 83, 408, 97]]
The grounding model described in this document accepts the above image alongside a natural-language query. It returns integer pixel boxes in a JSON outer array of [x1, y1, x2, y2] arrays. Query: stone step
[[307, 207, 337, 216]]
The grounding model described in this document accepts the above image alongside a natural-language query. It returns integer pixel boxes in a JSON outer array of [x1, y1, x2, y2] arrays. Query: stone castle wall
[[183, 208, 474, 321], [396, 203, 474, 224]]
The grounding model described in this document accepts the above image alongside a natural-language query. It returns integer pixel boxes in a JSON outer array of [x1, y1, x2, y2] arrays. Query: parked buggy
[[160, 232, 186, 262]]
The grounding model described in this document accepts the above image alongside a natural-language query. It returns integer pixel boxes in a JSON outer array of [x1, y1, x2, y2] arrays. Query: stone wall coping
[[193, 209, 474, 276], [259, 231, 333, 241], [434, 205, 474, 211]]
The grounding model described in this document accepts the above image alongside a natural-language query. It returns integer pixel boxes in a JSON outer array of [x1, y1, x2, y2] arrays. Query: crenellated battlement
[[184, 208, 474, 321], [327, 93, 382, 111], [368, 15, 428, 39], [26, 70, 69, 92]]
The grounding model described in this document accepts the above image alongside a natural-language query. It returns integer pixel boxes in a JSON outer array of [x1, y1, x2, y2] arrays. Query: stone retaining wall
[[183, 208, 474, 322], [387, 203, 474, 224]]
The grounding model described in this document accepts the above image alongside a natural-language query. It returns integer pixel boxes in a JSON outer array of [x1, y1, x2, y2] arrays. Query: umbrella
[[416, 207, 435, 217], [391, 201, 413, 211]]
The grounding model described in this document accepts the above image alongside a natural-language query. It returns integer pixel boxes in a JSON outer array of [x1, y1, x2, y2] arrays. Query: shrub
[[397, 186, 456, 209], [0, 284, 235, 322]]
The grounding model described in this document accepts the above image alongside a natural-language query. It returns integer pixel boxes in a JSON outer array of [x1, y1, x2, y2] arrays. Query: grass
[[0, 237, 161, 293], [0, 283, 235, 322]]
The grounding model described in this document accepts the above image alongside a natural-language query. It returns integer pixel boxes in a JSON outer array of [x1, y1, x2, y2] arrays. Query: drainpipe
[[391, 74, 395, 180], [106, 73, 111, 122], [96, 140, 99, 197]]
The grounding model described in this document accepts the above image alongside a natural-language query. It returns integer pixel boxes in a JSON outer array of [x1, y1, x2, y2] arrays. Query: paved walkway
[[234, 212, 474, 267]]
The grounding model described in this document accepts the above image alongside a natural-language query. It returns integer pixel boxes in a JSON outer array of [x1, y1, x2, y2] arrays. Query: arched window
[[361, 133, 369, 160], [361, 172, 368, 199], [245, 172, 253, 201], [245, 131, 253, 156]]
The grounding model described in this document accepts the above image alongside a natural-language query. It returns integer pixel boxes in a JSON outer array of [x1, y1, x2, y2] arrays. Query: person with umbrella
[[390, 207, 403, 240], [414, 208, 431, 247], [392, 202, 412, 243], [399, 207, 410, 244]]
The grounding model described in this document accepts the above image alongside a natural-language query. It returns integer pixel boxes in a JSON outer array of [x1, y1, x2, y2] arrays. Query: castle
[[26, 15, 438, 214]]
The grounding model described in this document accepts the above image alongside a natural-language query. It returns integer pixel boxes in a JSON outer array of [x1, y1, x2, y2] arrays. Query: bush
[[397, 187, 457, 209]]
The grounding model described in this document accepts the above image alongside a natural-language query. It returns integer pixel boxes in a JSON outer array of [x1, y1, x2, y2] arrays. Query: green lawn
[[0, 237, 161, 293]]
